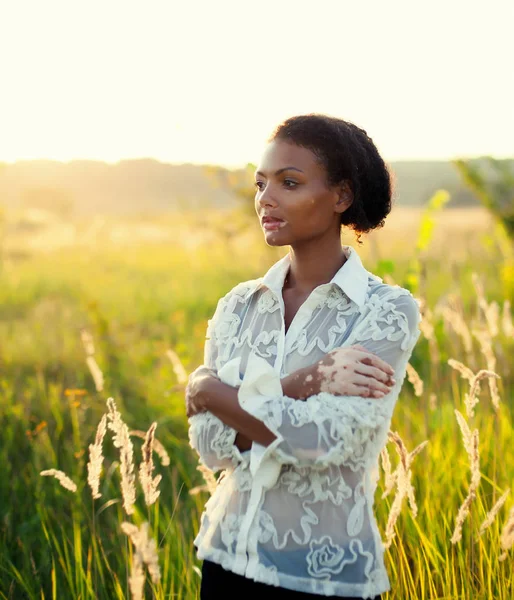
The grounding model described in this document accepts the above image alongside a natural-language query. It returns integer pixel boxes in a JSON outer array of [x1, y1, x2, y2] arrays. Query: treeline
[[0, 157, 511, 217]]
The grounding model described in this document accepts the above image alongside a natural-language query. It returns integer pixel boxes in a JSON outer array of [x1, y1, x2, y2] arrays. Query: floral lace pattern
[[189, 245, 422, 598]]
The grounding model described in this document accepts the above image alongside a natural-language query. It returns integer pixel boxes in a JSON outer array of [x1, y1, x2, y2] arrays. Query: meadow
[[0, 203, 513, 599]]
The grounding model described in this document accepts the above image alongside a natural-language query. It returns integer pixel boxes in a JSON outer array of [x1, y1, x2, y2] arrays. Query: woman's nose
[[257, 184, 277, 208]]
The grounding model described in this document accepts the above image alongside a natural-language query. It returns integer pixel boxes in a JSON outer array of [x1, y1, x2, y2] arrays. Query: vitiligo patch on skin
[[316, 351, 350, 394]]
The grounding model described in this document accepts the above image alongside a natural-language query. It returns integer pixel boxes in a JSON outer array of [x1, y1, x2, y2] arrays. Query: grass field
[[1, 204, 513, 599]]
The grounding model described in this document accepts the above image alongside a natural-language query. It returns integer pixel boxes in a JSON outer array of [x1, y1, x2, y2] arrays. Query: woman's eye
[[283, 180, 297, 188], [254, 180, 297, 190]]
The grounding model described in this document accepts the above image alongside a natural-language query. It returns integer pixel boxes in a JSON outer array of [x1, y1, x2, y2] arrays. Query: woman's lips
[[262, 219, 286, 231]]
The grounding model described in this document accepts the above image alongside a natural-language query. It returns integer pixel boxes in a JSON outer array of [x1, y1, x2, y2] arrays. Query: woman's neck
[[285, 238, 348, 293]]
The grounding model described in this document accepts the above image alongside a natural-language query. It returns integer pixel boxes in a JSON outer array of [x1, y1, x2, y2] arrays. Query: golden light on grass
[[451, 409, 481, 544], [471, 329, 501, 412], [405, 362, 423, 397], [106, 398, 136, 515], [86, 356, 105, 392], [189, 464, 217, 497], [472, 272, 500, 338], [129, 430, 170, 467], [447, 358, 474, 382], [418, 303, 440, 364], [380, 445, 397, 499], [138, 422, 162, 506], [442, 306, 473, 356], [479, 488, 510, 536], [81, 328, 105, 391], [87, 414, 107, 499], [40, 469, 78, 493], [499, 504, 514, 561], [501, 300, 514, 337], [448, 358, 501, 418], [467, 369, 501, 416], [121, 521, 161, 600], [80, 328, 96, 356], [383, 432, 428, 548], [165, 348, 189, 384]]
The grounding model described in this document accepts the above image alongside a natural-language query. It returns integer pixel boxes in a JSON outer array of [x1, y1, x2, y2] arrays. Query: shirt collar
[[257, 244, 369, 308]]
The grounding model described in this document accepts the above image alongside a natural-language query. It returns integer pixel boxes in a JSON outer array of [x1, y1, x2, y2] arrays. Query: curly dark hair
[[267, 113, 394, 245]]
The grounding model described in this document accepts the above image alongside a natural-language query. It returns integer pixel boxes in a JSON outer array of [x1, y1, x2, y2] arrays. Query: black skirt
[[200, 559, 383, 600]]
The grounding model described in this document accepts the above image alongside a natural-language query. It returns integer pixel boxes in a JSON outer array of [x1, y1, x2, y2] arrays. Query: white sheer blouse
[[188, 244, 422, 598]]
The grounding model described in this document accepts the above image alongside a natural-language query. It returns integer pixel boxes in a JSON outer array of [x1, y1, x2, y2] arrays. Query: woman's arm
[[191, 292, 421, 470], [187, 297, 247, 471], [188, 345, 396, 447]]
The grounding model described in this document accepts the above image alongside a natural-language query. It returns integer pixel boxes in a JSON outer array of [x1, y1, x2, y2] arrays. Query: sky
[[0, 0, 513, 168]]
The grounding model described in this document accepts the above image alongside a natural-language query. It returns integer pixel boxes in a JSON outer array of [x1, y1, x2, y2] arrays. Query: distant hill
[[0, 157, 511, 216]]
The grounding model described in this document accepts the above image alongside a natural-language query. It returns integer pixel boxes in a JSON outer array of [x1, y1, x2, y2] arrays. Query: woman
[[186, 114, 422, 599]]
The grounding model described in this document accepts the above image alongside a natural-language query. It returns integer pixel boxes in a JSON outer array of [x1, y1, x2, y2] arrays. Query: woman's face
[[254, 139, 352, 247]]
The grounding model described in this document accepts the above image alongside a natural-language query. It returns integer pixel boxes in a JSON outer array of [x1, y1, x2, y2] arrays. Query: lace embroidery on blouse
[[188, 245, 422, 598]]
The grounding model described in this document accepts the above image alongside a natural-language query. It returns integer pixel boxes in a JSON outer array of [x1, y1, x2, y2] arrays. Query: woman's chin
[[263, 231, 288, 246]]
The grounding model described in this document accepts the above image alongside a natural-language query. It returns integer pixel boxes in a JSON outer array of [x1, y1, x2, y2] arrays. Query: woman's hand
[[185, 365, 218, 418], [281, 345, 396, 401]]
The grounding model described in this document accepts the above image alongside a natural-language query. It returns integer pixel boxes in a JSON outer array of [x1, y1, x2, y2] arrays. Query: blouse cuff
[[236, 353, 287, 489], [217, 354, 285, 490]]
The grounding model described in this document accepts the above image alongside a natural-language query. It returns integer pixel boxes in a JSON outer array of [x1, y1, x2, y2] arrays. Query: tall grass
[[0, 206, 513, 598]]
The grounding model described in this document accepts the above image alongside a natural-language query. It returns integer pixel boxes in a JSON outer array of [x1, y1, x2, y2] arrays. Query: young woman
[[186, 114, 422, 599]]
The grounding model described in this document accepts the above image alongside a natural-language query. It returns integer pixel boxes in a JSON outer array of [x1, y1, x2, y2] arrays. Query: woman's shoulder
[[364, 272, 422, 327]]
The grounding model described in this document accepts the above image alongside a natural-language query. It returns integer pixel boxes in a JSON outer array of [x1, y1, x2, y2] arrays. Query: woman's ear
[[335, 181, 353, 214]]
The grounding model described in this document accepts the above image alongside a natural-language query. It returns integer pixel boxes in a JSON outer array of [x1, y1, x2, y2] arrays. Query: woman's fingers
[[355, 351, 394, 376], [350, 373, 393, 395], [354, 363, 396, 385], [349, 383, 385, 398]]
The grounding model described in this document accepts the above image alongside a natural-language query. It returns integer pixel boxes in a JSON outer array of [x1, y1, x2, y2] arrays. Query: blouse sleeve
[[187, 296, 245, 473], [238, 291, 422, 474]]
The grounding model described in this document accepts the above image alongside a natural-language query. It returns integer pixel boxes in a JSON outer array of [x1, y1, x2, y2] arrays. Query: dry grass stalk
[[428, 393, 437, 411], [499, 504, 514, 561], [380, 446, 397, 498], [451, 491, 477, 545], [467, 368, 501, 417], [471, 272, 499, 338], [418, 306, 440, 364], [479, 488, 510, 536], [472, 328, 501, 411], [106, 398, 136, 515], [188, 484, 210, 496], [502, 300, 514, 337], [121, 521, 161, 600], [447, 358, 474, 382], [196, 464, 217, 496], [130, 430, 170, 466], [383, 483, 405, 550], [40, 469, 77, 493], [454, 410, 473, 454], [138, 422, 162, 506], [165, 349, 189, 384], [383, 432, 428, 548], [126, 550, 145, 600], [86, 356, 105, 392], [451, 411, 481, 544], [406, 363, 423, 396], [80, 328, 96, 356], [87, 414, 107, 499], [449, 358, 501, 417], [442, 307, 473, 355]]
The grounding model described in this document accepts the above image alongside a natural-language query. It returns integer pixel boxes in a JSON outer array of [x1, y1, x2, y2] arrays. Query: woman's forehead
[[256, 140, 322, 175]]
